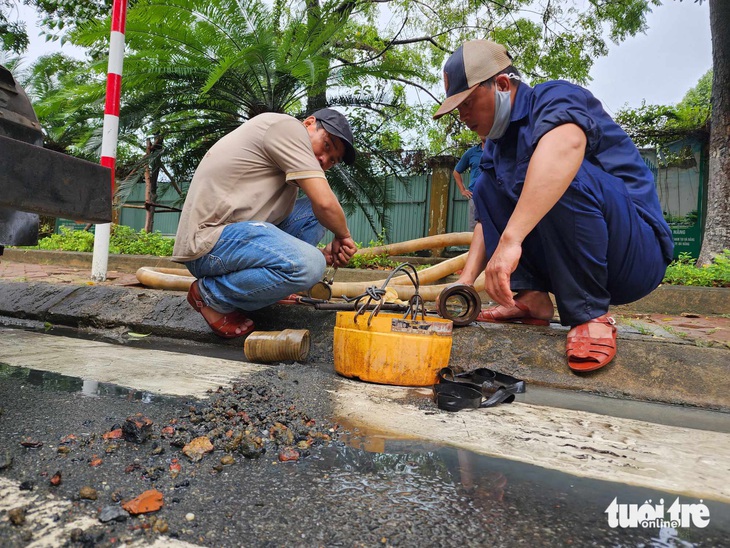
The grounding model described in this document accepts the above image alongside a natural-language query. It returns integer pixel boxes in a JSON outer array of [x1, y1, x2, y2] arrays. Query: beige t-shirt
[[172, 113, 325, 262]]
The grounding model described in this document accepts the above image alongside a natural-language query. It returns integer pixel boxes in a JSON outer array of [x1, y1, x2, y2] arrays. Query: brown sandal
[[566, 314, 617, 372], [187, 281, 254, 338], [276, 293, 302, 305], [476, 300, 551, 326]]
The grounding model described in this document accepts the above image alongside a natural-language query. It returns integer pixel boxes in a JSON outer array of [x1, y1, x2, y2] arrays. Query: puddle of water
[[0, 348, 727, 546], [516, 385, 730, 434], [330, 420, 730, 546], [0, 363, 168, 403]]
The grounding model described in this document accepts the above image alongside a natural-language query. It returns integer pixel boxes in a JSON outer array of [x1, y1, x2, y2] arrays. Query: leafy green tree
[[34, 0, 669, 153], [26, 0, 699, 241], [54, 0, 404, 234], [1, 0, 29, 53], [614, 70, 711, 155]]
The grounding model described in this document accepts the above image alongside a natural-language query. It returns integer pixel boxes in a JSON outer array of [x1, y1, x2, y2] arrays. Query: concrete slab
[[0, 328, 264, 398], [334, 381, 730, 504]]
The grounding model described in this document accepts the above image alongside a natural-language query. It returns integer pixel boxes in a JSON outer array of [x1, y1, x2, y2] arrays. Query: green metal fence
[[331, 173, 432, 245], [55, 171, 470, 245], [57, 146, 703, 258]]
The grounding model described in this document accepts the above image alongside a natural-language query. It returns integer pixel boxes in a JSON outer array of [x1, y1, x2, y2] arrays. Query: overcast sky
[[587, 0, 712, 115], [15, 0, 713, 116]]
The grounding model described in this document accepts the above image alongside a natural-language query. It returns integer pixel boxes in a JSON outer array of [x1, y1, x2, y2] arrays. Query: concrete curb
[[613, 285, 730, 316], [4, 248, 730, 314], [0, 280, 728, 412]]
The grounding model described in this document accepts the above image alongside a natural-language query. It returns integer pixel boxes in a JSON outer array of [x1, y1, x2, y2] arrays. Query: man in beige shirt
[[173, 108, 357, 338]]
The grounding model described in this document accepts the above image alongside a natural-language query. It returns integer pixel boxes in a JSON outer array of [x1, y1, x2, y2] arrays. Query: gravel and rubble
[[0, 363, 346, 546], [2, 354, 730, 547]]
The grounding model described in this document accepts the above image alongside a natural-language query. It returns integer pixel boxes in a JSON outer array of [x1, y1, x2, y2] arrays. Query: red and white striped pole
[[91, 0, 128, 281]]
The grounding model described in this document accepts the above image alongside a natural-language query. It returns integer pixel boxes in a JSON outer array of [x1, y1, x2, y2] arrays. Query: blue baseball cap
[[433, 40, 512, 119]]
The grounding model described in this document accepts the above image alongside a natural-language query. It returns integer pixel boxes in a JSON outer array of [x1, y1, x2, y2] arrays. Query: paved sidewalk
[[0, 259, 140, 287]]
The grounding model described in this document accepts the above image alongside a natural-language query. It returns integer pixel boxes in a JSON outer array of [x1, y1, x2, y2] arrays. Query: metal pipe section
[[244, 329, 310, 363], [435, 284, 482, 326]]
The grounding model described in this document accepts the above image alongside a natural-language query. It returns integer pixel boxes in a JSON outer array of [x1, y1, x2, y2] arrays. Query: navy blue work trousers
[[475, 162, 670, 327]]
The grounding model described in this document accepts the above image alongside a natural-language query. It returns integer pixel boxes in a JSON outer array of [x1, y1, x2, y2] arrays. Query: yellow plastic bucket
[[333, 311, 453, 387]]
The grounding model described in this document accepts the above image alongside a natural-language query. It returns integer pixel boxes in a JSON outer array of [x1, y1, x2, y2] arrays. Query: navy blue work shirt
[[476, 80, 673, 263], [454, 144, 483, 192]]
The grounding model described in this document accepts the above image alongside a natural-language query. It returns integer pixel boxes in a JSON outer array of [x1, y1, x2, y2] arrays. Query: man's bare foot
[[477, 291, 554, 325], [509, 290, 555, 321], [567, 314, 615, 340]]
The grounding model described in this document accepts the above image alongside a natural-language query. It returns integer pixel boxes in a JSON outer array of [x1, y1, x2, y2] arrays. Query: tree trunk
[[305, 0, 327, 113], [698, 0, 730, 265], [143, 135, 163, 233]]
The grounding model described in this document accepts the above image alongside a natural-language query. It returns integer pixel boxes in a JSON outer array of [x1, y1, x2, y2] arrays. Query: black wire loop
[[348, 263, 424, 326]]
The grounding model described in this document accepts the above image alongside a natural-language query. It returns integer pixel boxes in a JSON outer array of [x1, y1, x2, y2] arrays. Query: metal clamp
[[436, 284, 482, 326], [307, 266, 337, 300]]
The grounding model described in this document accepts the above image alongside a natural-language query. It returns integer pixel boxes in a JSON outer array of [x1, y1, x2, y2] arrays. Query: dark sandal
[[566, 314, 617, 372], [432, 367, 526, 412], [187, 280, 254, 339], [476, 300, 550, 326]]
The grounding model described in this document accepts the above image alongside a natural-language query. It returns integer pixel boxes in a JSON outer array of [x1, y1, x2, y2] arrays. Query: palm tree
[[57, 0, 422, 235]]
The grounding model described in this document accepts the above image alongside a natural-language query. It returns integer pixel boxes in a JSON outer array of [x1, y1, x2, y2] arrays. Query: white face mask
[[486, 87, 511, 140]]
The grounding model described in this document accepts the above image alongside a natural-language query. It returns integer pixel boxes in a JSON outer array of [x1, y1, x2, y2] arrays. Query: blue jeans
[[185, 197, 327, 313]]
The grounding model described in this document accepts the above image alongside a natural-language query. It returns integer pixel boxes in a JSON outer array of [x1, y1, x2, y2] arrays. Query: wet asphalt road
[[1, 328, 729, 547]]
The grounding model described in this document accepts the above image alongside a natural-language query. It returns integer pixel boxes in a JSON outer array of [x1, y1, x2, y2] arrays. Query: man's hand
[[322, 244, 334, 266], [460, 188, 473, 199], [483, 239, 522, 307], [324, 237, 357, 267]]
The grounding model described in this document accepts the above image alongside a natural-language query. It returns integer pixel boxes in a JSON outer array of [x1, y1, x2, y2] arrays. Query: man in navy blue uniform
[[453, 135, 486, 230], [434, 40, 673, 372]]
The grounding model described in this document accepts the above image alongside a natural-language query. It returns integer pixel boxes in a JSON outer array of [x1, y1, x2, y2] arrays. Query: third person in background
[[453, 135, 487, 231]]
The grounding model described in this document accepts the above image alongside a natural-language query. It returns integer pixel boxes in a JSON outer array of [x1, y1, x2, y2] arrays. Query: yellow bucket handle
[[352, 263, 425, 326]]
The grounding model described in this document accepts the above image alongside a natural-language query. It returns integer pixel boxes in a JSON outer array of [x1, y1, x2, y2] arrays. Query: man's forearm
[[459, 223, 488, 283], [298, 177, 351, 239], [453, 171, 466, 192], [311, 198, 351, 239]]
